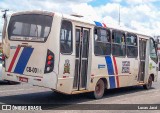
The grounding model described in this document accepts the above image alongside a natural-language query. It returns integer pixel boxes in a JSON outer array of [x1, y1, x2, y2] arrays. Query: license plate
[[19, 77, 28, 83]]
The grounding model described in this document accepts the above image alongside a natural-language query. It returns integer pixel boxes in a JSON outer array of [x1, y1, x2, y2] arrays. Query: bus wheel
[[92, 79, 105, 99], [143, 76, 152, 89]]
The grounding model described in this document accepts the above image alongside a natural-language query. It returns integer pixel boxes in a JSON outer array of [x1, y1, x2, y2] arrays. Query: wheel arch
[[150, 73, 154, 82], [100, 78, 108, 89]]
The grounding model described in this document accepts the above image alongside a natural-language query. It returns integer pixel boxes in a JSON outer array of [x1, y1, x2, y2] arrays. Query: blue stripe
[[14, 47, 34, 74], [105, 56, 116, 89], [105, 56, 114, 75], [94, 21, 102, 27], [109, 76, 116, 89]]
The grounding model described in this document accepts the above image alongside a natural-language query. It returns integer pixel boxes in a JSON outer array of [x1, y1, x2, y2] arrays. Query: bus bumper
[[2, 71, 58, 90]]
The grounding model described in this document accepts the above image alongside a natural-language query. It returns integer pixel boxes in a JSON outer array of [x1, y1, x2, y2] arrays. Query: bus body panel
[[57, 55, 75, 94], [149, 58, 158, 82], [91, 55, 139, 89], [56, 20, 94, 93], [5, 42, 47, 76]]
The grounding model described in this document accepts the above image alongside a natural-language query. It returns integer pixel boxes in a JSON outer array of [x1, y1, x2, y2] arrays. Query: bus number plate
[[19, 77, 28, 83]]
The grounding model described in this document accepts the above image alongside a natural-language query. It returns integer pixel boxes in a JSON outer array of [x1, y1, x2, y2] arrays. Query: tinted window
[[82, 30, 89, 58], [60, 20, 72, 54], [112, 30, 125, 56], [8, 14, 53, 42], [126, 33, 138, 57], [150, 38, 158, 63], [94, 28, 111, 56], [76, 29, 80, 58]]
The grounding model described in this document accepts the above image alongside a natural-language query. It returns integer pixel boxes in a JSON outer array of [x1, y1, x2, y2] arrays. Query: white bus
[[2, 11, 158, 99]]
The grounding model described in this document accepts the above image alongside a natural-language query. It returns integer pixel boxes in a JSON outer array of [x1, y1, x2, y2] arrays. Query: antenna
[[71, 14, 83, 18], [1, 9, 9, 18], [118, 5, 120, 25]]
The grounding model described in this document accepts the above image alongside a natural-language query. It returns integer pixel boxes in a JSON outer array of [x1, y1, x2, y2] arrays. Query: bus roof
[[11, 10, 152, 38], [61, 12, 152, 38], [12, 10, 54, 17]]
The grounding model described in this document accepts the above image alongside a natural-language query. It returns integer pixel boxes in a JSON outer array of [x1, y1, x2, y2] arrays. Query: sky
[[0, 0, 160, 36]]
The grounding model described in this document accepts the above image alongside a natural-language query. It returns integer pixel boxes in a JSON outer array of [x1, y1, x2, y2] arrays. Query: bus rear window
[[8, 14, 53, 42]]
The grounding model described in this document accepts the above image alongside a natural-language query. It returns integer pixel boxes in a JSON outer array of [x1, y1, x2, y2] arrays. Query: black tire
[[143, 76, 152, 89], [91, 79, 105, 99], [51, 90, 64, 96]]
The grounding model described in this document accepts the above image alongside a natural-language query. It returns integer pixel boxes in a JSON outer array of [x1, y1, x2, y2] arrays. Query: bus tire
[[91, 79, 105, 99], [51, 90, 62, 95], [143, 76, 152, 90]]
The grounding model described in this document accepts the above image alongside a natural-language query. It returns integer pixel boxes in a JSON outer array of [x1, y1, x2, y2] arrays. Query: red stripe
[[8, 46, 21, 72], [102, 23, 107, 28], [113, 56, 119, 88]]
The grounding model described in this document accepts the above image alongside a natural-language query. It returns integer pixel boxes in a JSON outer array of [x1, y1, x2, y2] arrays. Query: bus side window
[[126, 33, 138, 58], [112, 30, 126, 56], [94, 27, 111, 56], [60, 20, 72, 54], [150, 38, 158, 63]]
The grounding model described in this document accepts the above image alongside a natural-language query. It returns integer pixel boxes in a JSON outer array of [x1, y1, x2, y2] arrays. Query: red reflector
[[63, 76, 66, 78], [34, 78, 41, 81], [48, 55, 53, 60], [7, 74, 12, 76]]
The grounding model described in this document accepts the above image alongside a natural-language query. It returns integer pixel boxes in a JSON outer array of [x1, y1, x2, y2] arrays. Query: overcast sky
[[0, 0, 160, 36]]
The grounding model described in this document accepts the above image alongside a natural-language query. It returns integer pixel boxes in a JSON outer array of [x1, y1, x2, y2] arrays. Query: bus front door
[[138, 39, 147, 82], [73, 27, 90, 90]]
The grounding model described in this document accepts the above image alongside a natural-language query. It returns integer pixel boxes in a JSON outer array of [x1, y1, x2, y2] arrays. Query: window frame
[[126, 33, 138, 58], [94, 27, 111, 56], [111, 30, 126, 57], [60, 20, 73, 55]]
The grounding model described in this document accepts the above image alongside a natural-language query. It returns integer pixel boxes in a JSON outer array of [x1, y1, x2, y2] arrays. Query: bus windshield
[[8, 14, 53, 42]]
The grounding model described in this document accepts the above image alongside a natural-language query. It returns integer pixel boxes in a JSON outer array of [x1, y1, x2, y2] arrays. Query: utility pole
[[1, 9, 9, 45]]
